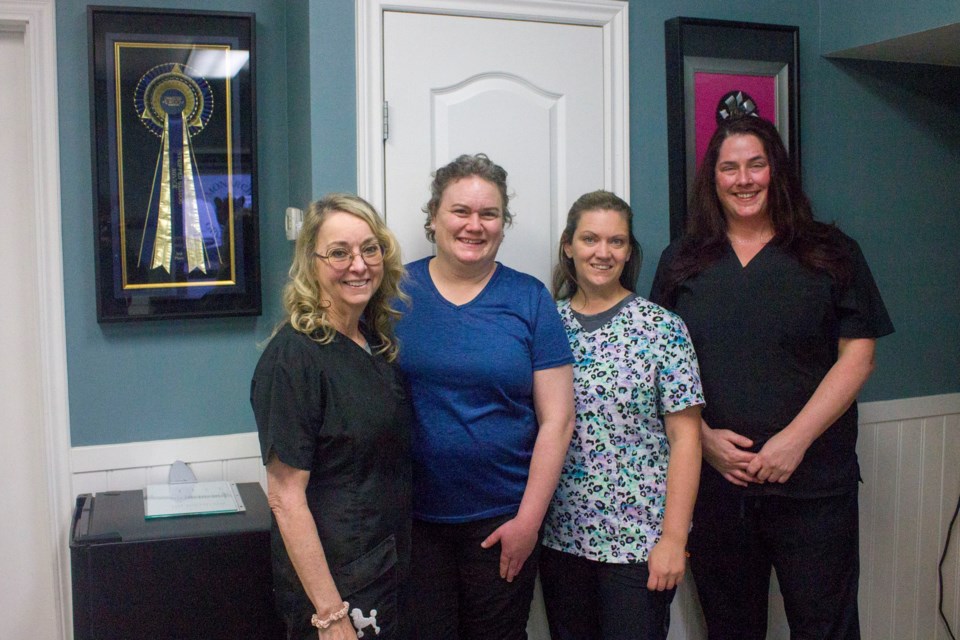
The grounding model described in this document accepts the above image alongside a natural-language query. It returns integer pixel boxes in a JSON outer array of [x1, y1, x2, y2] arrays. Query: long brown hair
[[658, 116, 850, 307], [551, 190, 642, 300]]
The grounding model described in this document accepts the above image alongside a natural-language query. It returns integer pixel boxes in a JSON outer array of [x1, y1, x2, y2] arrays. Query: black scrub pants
[[409, 513, 540, 640], [688, 490, 860, 640], [539, 546, 676, 640]]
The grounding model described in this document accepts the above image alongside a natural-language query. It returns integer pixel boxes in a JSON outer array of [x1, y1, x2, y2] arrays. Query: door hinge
[[383, 101, 389, 142]]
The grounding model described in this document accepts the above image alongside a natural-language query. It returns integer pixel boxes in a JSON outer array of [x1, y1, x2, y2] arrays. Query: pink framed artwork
[[684, 57, 790, 188], [692, 69, 780, 168]]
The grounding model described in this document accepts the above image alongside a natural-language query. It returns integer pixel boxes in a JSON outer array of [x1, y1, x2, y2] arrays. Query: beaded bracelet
[[310, 601, 350, 630]]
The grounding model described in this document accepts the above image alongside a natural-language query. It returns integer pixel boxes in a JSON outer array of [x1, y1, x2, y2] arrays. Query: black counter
[[70, 482, 284, 640]]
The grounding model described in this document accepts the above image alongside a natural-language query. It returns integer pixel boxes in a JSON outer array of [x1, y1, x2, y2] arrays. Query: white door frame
[[355, 0, 630, 212], [0, 0, 72, 636]]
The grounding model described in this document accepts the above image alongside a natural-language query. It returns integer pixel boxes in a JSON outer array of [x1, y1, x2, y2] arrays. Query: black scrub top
[[651, 234, 893, 498], [251, 323, 413, 638]]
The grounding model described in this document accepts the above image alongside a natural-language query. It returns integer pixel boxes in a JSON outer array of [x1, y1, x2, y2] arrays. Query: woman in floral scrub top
[[540, 191, 705, 640]]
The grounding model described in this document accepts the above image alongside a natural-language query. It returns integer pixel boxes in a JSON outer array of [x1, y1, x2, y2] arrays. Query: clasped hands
[[701, 424, 809, 486]]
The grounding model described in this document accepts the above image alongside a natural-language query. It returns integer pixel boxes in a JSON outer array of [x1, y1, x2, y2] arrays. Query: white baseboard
[[70, 431, 262, 474]]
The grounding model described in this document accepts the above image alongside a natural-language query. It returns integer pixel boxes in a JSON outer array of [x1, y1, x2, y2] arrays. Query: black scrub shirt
[[651, 233, 893, 498], [251, 323, 413, 638]]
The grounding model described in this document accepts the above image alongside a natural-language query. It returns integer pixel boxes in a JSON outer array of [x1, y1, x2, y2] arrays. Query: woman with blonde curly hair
[[252, 193, 414, 639], [282, 193, 407, 359]]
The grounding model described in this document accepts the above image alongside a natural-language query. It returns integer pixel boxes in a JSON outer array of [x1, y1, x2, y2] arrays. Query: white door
[[0, 22, 62, 640], [359, 0, 629, 287], [0, 2, 71, 638], [382, 10, 606, 284]]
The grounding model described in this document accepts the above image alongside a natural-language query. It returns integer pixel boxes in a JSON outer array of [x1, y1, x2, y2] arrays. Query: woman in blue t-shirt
[[393, 154, 574, 640], [540, 190, 704, 640]]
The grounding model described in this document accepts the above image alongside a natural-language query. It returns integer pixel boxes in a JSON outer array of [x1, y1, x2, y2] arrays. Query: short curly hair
[[422, 153, 513, 242]]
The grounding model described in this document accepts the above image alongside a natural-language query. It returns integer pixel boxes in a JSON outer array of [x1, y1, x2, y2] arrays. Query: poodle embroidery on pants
[[350, 607, 380, 637]]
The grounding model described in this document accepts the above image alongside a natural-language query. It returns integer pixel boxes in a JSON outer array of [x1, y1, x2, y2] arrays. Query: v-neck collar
[[728, 240, 772, 269], [426, 260, 501, 310], [565, 294, 636, 334]]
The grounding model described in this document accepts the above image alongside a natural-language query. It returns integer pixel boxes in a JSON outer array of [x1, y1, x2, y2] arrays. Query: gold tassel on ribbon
[[181, 123, 207, 274], [151, 116, 174, 272]]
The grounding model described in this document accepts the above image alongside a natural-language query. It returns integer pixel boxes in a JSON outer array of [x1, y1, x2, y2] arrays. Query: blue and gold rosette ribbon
[[135, 63, 221, 275]]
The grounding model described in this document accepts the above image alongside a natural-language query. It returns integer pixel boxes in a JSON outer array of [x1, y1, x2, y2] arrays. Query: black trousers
[[409, 513, 540, 640], [539, 546, 676, 640], [689, 489, 860, 640]]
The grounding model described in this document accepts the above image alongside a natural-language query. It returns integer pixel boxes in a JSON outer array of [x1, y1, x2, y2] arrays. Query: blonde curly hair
[[282, 193, 407, 361]]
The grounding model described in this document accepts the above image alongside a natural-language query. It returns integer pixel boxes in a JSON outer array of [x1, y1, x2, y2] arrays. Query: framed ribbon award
[[88, 7, 260, 322]]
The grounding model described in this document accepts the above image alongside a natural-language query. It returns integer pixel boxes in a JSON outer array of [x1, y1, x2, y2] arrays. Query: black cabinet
[[70, 482, 284, 640]]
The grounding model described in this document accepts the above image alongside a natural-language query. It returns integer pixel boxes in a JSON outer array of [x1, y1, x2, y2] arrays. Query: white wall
[[0, 2, 71, 639], [0, 22, 60, 640], [70, 394, 960, 639]]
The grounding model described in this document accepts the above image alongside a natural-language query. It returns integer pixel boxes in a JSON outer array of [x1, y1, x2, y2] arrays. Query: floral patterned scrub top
[[542, 295, 704, 563]]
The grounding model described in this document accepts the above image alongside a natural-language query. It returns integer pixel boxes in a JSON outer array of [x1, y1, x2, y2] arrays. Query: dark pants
[[539, 546, 676, 640], [689, 489, 860, 640], [409, 513, 540, 640]]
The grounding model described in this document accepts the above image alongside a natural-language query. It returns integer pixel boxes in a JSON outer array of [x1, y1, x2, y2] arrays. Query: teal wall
[[57, 0, 354, 446], [286, 0, 313, 211], [630, 1, 959, 402], [284, 0, 359, 211], [803, 57, 960, 399], [57, 1, 958, 446], [306, 2, 358, 199], [819, 0, 960, 53], [808, 0, 960, 403]]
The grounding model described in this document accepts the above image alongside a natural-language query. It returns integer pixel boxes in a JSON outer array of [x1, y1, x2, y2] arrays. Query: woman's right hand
[[318, 617, 358, 640], [700, 420, 760, 487]]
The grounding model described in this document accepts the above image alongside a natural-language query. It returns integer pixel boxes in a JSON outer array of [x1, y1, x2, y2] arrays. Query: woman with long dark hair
[[651, 116, 893, 639]]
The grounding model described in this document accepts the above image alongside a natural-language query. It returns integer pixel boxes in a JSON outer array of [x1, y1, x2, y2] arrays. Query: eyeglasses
[[314, 244, 384, 268]]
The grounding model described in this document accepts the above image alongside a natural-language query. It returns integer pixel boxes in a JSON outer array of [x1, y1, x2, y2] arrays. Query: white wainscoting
[[70, 432, 268, 497], [69, 393, 960, 639], [857, 394, 960, 640]]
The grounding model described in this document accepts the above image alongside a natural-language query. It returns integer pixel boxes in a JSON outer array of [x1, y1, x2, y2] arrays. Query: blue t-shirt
[[395, 257, 573, 522]]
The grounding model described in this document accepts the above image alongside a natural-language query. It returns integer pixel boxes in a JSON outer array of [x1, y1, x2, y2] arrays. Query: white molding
[[858, 392, 960, 425], [71, 431, 262, 473], [68, 394, 960, 479], [1, 0, 70, 638], [355, 0, 630, 211]]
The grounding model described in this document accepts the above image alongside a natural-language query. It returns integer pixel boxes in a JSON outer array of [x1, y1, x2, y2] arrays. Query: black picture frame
[[88, 6, 260, 322], [665, 17, 800, 240]]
